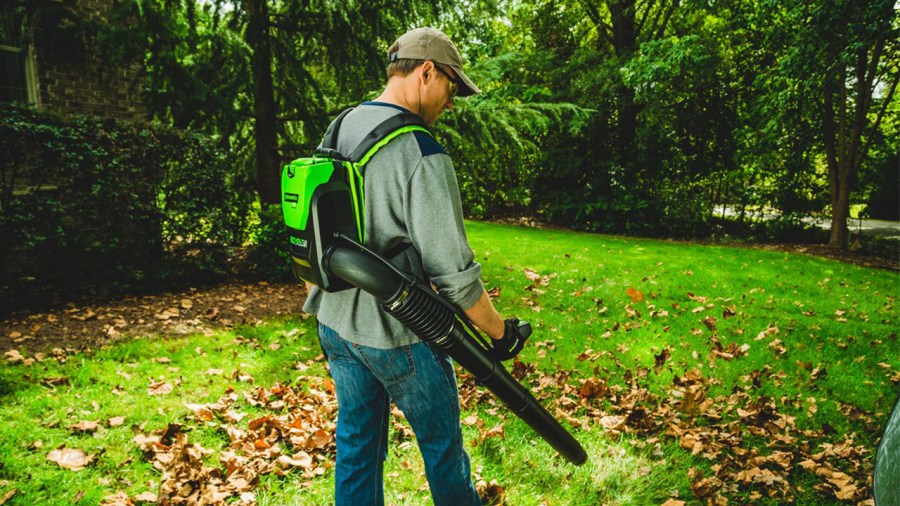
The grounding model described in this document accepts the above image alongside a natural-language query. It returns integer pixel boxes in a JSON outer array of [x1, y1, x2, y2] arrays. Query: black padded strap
[[321, 107, 354, 150], [348, 112, 428, 163]]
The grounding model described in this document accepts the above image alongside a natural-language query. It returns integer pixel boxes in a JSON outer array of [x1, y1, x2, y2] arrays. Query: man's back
[[303, 101, 485, 350]]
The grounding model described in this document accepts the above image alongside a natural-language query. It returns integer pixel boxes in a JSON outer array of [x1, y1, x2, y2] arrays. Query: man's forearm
[[463, 289, 505, 340]]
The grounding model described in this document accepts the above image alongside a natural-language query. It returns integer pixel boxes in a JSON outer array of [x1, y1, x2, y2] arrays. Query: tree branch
[[635, 0, 654, 35], [654, 0, 679, 40], [579, 0, 615, 49], [859, 69, 900, 165]]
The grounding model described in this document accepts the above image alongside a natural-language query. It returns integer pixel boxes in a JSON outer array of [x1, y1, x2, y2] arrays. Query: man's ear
[[419, 60, 435, 83]]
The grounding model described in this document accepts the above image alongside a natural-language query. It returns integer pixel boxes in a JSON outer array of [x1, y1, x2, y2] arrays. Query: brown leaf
[[523, 267, 550, 286], [108, 416, 126, 427], [148, 381, 174, 396], [768, 339, 787, 355], [277, 451, 313, 469], [702, 315, 717, 331], [476, 479, 506, 505], [99, 490, 131, 506], [154, 308, 179, 320], [4, 349, 24, 364], [626, 287, 645, 302], [0, 489, 17, 505], [654, 349, 671, 372], [40, 376, 69, 387], [183, 403, 214, 421], [309, 429, 331, 449], [69, 420, 100, 433], [599, 415, 626, 431], [579, 377, 608, 400], [47, 446, 93, 471], [134, 491, 158, 503]]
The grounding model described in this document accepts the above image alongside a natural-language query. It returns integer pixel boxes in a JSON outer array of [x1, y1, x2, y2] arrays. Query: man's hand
[[490, 318, 531, 362]]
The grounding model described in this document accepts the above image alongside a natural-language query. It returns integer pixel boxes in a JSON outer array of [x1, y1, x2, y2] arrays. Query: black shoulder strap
[[321, 107, 354, 150], [348, 112, 428, 163]]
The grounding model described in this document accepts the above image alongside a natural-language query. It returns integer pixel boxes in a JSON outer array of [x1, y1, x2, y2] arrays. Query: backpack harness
[[281, 107, 431, 291]]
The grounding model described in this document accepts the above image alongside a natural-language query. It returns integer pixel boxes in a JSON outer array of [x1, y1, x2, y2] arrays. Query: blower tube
[[324, 240, 588, 466]]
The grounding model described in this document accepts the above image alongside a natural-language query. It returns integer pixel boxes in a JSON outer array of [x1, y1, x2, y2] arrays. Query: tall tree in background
[[577, 0, 680, 172], [810, 0, 899, 249], [243, 0, 279, 204]]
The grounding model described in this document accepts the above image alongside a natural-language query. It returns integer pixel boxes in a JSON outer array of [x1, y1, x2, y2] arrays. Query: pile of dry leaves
[[100, 377, 337, 506]]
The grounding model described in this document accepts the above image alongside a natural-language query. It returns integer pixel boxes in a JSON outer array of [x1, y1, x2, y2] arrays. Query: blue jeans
[[317, 322, 481, 506]]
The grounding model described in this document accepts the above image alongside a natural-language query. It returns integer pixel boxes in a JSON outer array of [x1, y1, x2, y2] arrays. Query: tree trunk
[[819, 3, 896, 251], [828, 163, 851, 249], [243, 0, 280, 204], [609, 0, 639, 170]]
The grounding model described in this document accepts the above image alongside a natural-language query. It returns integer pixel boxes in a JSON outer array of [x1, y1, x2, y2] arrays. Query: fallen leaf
[[47, 446, 93, 471], [4, 349, 24, 364], [0, 489, 16, 505], [154, 308, 179, 320], [99, 490, 130, 506], [277, 451, 313, 469], [69, 420, 100, 433], [134, 491, 158, 502], [523, 267, 550, 286], [148, 381, 174, 396], [626, 287, 645, 302]]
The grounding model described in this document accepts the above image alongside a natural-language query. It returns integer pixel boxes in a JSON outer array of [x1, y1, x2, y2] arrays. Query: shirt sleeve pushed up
[[404, 153, 485, 310]]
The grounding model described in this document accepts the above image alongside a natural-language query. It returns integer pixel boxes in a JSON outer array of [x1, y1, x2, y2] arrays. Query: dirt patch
[[751, 243, 899, 271], [1, 280, 309, 356]]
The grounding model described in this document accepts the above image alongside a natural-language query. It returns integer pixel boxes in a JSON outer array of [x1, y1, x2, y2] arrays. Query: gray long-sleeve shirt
[[302, 102, 485, 349]]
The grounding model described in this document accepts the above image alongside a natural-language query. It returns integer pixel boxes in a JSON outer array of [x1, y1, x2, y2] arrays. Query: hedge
[[0, 103, 248, 313]]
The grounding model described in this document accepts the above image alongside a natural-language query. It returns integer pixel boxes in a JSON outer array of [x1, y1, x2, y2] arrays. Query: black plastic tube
[[325, 244, 588, 466]]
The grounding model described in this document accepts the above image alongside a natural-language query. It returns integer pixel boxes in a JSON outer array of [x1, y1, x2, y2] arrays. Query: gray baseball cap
[[389, 27, 481, 97]]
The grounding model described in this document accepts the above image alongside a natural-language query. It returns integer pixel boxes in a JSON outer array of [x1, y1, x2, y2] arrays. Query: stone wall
[[32, 0, 145, 121]]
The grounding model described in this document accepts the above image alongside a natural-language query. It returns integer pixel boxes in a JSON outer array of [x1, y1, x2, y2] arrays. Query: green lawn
[[1, 221, 897, 505]]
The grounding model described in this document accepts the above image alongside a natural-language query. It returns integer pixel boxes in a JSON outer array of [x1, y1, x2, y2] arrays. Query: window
[[0, 7, 35, 103]]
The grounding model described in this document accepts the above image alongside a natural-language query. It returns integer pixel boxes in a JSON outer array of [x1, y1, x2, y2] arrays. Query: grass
[[1, 221, 897, 505]]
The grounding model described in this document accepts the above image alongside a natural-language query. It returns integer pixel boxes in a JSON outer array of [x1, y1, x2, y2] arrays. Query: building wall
[[32, 0, 145, 121]]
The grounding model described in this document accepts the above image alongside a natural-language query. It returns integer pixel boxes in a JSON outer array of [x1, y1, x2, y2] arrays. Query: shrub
[[0, 103, 247, 312]]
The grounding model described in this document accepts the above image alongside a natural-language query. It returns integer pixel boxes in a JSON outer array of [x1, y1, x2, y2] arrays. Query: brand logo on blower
[[290, 236, 308, 248]]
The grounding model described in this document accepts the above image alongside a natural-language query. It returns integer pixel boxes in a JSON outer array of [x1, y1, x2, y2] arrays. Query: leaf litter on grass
[[107, 376, 338, 505], [12, 325, 891, 505], [6, 226, 897, 505]]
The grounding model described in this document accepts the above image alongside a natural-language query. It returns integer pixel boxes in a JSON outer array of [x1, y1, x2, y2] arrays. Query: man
[[302, 27, 524, 505]]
